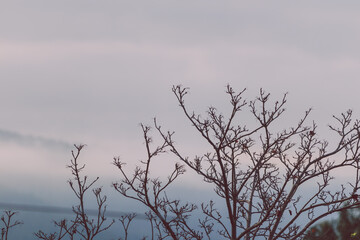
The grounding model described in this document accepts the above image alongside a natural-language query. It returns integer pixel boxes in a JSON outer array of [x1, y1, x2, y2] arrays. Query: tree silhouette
[[0, 211, 22, 240], [303, 221, 337, 240], [337, 207, 355, 240], [304, 206, 360, 240], [35, 144, 114, 240], [113, 85, 360, 240]]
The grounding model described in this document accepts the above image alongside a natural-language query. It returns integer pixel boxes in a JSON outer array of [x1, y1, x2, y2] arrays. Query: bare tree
[[113, 85, 360, 240], [35, 219, 77, 240], [35, 144, 114, 240], [118, 213, 136, 240], [0, 211, 22, 240], [113, 124, 200, 240]]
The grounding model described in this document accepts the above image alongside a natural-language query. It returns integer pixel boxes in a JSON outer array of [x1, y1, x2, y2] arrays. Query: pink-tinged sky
[[1, 0, 360, 212]]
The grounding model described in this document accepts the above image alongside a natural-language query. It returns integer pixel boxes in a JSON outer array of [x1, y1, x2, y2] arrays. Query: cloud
[[0, 202, 146, 219], [0, 129, 72, 151]]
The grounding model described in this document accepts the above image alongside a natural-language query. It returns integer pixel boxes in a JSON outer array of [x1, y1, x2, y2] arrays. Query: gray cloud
[[0, 129, 72, 151], [1, 0, 360, 56], [0, 2, 359, 167]]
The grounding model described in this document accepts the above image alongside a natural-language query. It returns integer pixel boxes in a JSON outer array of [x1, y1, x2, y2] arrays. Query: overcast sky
[[2, 1, 360, 226]]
